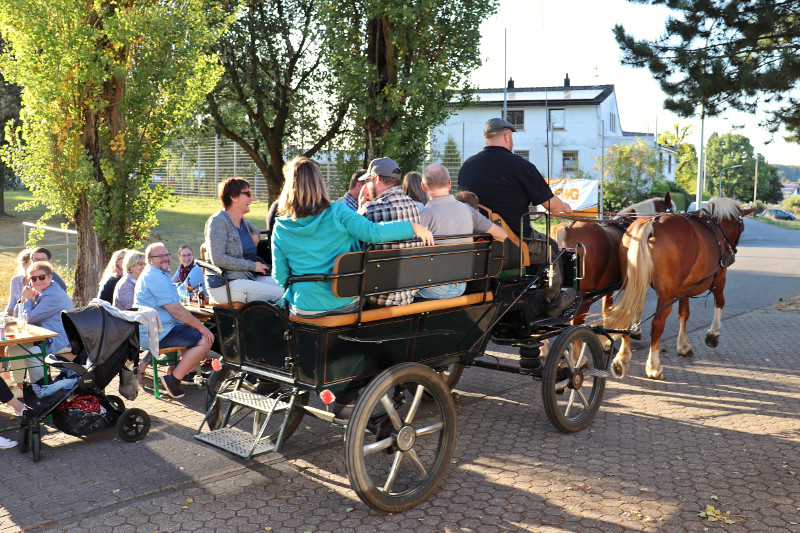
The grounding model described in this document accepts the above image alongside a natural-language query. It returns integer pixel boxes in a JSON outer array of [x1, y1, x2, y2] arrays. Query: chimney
[[507, 77, 515, 90], [564, 73, 570, 87]]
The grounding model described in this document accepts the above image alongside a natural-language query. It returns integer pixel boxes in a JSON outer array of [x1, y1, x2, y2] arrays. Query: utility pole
[[753, 156, 759, 205]]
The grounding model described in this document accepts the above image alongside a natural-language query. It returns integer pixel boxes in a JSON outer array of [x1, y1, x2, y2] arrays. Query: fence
[[0, 223, 78, 272], [151, 133, 472, 201]]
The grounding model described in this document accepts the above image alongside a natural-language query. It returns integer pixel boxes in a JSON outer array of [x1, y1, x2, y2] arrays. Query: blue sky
[[472, 0, 800, 166]]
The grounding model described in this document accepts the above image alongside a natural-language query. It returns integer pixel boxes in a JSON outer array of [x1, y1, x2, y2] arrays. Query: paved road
[[2, 218, 799, 532]]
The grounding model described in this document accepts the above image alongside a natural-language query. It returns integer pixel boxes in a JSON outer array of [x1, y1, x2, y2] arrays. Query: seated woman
[[6, 262, 74, 384], [171, 245, 204, 295], [204, 178, 283, 305], [96, 249, 127, 303], [403, 171, 427, 212], [5, 249, 32, 315], [113, 250, 146, 310], [271, 157, 434, 317]]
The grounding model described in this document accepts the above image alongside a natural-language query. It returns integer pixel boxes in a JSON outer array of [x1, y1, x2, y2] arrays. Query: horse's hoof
[[630, 330, 642, 341], [611, 360, 627, 379], [647, 371, 664, 380], [705, 333, 719, 348], [679, 349, 694, 358]]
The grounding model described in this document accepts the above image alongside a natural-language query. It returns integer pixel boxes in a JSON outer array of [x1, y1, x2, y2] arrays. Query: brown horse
[[606, 197, 753, 379], [552, 193, 676, 333]]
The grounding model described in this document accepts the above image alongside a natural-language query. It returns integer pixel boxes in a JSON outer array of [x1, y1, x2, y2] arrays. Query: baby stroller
[[18, 303, 151, 462]]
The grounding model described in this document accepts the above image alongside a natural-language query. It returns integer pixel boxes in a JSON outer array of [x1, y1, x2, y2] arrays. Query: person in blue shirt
[[6, 261, 74, 384], [31, 247, 68, 292], [271, 156, 434, 317], [133, 243, 214, 399]]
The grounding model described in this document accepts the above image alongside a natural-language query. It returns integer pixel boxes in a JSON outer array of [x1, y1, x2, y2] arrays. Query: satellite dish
[[552, 133, 562, 146]]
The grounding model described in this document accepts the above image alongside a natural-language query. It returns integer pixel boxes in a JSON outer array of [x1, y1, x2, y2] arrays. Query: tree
[[598, 138, 666, 213], [0, 36, 20, 216], [704, 132, 782, 202], [0, 0, 223, 304], [614, 1, 800, 139], [204, 0, 350, 200], [658, 124, 698, 193], [441, 136, 463, 182], [324, 0, 498, 172]]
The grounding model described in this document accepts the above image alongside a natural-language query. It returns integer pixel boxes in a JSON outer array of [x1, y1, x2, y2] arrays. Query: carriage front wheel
[[344, 363, 457, 513], [542, 326, 607, 433]]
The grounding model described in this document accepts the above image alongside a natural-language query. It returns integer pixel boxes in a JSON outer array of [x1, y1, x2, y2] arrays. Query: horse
[[552, 193, 676, 335], [605, 197, 754, 380]]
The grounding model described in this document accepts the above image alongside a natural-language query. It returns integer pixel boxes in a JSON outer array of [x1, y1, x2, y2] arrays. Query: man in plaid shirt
[[357, 157, 422, 306]]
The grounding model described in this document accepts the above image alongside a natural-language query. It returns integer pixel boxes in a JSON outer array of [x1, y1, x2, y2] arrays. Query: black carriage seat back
[[477, 205, 530, 269], [331, 240, 505, 298], [289, 240, 504, 328]]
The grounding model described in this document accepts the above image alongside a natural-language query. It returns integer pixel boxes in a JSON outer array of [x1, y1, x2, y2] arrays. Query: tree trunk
[[72, 192, 104, 306]]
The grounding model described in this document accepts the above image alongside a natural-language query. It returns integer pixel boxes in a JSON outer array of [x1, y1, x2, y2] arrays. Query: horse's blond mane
[[706, 197, 742, 220]]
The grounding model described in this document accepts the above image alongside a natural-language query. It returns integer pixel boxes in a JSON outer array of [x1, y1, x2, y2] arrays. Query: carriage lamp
[[320, 389, 336, 412]]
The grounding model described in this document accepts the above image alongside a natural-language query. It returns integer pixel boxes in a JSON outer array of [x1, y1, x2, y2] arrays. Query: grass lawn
[[0, 190, 274, 306], [753, 216, 800, 231]]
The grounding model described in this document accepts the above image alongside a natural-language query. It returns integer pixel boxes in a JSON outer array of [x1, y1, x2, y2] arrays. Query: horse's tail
[[605, 220, 654, 330]]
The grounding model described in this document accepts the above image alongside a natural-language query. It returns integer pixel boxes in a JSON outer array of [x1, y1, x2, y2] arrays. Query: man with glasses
[[133, 243, 213, 398], [31, 247, 68, 292], [458, 117, 576, 318]]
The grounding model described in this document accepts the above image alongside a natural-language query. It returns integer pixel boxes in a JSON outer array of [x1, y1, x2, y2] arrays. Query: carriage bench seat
[[288, 239, 504, 327]]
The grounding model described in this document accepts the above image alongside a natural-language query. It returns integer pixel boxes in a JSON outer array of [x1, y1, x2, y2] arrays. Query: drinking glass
[[17, 310, 28, 332]]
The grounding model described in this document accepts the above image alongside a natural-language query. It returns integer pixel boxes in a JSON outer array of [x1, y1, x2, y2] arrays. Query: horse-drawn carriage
[[194, 216, 613, 512]]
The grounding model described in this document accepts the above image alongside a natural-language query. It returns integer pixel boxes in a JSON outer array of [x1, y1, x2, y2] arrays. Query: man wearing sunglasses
[[133, 243, 214, 399], [6, 261, 74, 384]]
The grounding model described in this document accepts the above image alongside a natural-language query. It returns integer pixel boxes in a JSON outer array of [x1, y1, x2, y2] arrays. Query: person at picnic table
[[5, 262, 74, 384], [171, 245, 204, 296], [271, 156, 434, 317], [203, 178, 283, 305], [30, 247, 68, 292], [5, 249, 32, 315], [1, 376, 27, 449], [133, 243, 214, 399], [96, 248, 128, 304], [112, 250, 145, 311]]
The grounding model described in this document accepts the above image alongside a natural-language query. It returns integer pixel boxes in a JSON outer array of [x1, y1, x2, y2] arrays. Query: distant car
[[686, 201, 709, 212], [756, 208, 796, 221]]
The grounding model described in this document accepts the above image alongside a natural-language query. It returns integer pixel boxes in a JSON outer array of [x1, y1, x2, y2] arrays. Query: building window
[[562, 150, 578, 172], [513, 150, 530, 161], [506, 110, 524, 131], [548, 108, 565, 130], [609, 112, 617, 132]]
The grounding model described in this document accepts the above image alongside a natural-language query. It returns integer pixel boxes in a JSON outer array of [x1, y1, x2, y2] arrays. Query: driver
[[458, 117, 576, 317]]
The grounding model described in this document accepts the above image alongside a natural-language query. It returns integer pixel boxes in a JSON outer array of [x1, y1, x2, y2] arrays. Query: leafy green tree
[[598, 138, 666, 213], [323, 0, 498, 172], [658, 124, 698, 194], [0, 36, 20, 215], [704, 132, 782, 202], [614, 0, 800, 139], [0, 0, 223, 304], [204, 0, 350, 200], [441, 136, 463, 180]]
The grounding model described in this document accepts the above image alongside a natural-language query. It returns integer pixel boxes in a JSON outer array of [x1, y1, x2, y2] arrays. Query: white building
[[432, 76, 677, 186]]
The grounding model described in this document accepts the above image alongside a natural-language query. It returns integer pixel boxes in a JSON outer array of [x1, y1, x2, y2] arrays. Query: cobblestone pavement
[[2, 308, 800, 532]]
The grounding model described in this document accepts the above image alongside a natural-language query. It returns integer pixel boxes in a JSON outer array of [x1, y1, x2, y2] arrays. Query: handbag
[[118, 365, 139, 401]]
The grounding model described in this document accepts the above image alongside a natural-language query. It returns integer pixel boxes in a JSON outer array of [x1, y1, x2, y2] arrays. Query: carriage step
[[216, 390, 291, 413], [194, 427, 276, 458], [584, 369, 609, 378]]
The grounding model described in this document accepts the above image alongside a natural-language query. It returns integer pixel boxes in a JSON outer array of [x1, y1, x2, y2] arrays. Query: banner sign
[[548, 178, 599, 216]]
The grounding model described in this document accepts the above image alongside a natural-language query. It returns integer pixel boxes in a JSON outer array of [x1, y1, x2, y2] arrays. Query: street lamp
[[718, 164, 743, 198]]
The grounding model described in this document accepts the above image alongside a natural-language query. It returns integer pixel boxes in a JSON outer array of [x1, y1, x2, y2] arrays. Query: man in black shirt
[[458, 118, 576, 317]]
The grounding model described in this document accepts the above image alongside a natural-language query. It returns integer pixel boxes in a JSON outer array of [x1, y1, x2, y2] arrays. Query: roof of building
[[466, 85, 615, 107]]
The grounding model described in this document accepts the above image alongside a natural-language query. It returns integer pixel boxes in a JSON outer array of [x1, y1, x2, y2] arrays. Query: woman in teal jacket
[[272, 157, 433, 317]]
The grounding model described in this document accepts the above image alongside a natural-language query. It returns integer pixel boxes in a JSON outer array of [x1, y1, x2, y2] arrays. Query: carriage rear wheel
[[344, 363, 457, 513], [542, 326, 606, 433], [117, 408, 151, 442], [205, 367, 307, 443], [438, 363, 465, 390]]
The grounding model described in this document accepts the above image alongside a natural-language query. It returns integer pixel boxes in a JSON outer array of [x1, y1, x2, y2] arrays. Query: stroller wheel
[[117, 408, 150, 442], [107, 395, 126, 413], [31, 428, 41, 463], [18, 420, 30, 454]]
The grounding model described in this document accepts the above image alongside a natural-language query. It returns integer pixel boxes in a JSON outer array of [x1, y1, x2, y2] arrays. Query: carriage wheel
[[117, 408, 151, 442], [438, 363, 465, 390], [344, 363, 457, 513], [205, 367, 307, 443], [542, 326, 606, 433]]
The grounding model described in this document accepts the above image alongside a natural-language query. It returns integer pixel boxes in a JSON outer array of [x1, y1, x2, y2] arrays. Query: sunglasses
[[30, 274, 49, 282], [240, 191, 252, 197]]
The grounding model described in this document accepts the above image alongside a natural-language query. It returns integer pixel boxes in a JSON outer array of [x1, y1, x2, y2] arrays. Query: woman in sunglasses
[[204, 178, 283, 305], [6, 262, 74, 384]]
